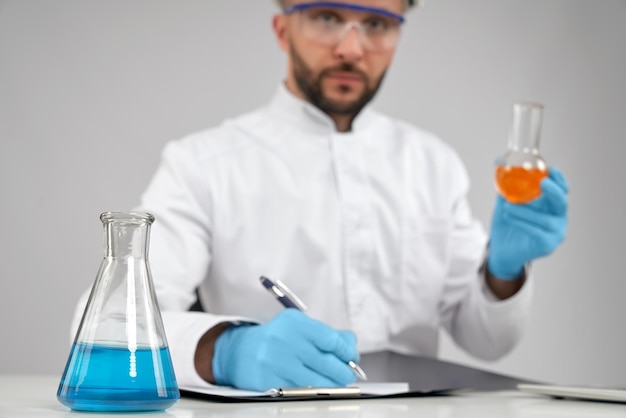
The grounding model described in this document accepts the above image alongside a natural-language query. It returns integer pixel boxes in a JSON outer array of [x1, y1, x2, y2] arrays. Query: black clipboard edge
[[180, 388, 452, 403]]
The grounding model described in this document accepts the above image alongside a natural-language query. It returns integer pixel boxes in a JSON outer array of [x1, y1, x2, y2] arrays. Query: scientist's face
[[274, 0, 403, 117]]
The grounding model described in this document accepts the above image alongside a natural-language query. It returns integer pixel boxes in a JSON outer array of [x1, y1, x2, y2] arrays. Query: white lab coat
[[72, 85, 532, 388]]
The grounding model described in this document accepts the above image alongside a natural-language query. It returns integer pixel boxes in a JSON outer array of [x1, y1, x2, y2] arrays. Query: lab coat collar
[[268, 83, 376, 135]]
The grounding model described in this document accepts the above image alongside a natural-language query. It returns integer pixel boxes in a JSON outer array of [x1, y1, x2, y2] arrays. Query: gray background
[[1, 0, 625, 387]]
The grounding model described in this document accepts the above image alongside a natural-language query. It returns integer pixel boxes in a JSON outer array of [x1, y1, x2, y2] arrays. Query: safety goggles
[[283, 2, 404, 52]]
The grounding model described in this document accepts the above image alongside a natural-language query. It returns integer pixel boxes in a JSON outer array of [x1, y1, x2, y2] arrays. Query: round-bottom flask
[[495, 102, 547, 203], [57, 212, 179, 412]]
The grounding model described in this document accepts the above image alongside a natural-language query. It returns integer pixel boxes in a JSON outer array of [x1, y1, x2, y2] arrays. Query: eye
[[363, 17, 392, 34], [308, 10, 342, 26]]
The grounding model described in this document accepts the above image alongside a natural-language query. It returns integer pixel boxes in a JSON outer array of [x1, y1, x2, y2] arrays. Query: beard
[[290, 42, 386, 117]]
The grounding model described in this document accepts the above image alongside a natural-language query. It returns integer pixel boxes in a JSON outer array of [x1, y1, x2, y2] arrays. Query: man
[[95, 0, 569, 392]]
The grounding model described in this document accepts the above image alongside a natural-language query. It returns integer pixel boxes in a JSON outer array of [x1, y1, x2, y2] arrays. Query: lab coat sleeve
[[438, 154, 533, 361], [446, 267, 533, 361], [137, 139, 213, 312], [134, 137, 257, 387]]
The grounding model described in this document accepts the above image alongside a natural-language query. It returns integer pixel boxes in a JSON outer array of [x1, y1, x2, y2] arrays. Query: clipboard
[[180, 351, 535, 403], [179, 381, 434, 403]]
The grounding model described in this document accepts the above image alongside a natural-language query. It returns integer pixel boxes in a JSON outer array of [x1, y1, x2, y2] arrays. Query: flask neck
[[101, 212, 154, 258], [508, 102, 543, 154]]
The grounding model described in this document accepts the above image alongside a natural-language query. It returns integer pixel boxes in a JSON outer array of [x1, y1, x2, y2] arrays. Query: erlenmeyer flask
[[495, 101, 548, 204], [58, 212, 179, 412]]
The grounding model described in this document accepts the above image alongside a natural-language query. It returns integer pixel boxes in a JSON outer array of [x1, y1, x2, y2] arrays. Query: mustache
[[320, 63, 368, 81]]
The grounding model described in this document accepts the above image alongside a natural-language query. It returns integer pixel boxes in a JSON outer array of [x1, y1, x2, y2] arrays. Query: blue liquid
[[58, 342, 179, 412]]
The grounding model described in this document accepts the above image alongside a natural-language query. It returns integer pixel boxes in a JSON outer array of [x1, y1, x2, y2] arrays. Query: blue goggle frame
[[283, 2, 406, 25]]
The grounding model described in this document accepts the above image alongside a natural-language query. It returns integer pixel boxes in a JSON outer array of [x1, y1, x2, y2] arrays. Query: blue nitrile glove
[[212, 309, 359, 391], [487, 166, 569, 280]]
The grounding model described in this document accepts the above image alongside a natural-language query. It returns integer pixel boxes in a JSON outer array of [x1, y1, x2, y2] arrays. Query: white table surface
[[2, 375, 626, 418]]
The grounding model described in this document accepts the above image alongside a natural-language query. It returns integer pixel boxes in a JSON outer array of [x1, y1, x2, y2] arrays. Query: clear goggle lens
[[285, 3, 403, 52]]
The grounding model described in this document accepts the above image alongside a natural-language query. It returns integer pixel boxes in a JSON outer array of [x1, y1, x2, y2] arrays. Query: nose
[[333, 25, 364, 63]]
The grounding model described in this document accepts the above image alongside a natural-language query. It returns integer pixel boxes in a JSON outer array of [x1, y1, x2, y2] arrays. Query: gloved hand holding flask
[[489, 102, 569, 280], [488, 167, 569, 279]]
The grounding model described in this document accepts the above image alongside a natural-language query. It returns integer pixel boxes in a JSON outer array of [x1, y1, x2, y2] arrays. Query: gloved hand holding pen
[[487, 166, 569, 280], [212, 309, 360, 392]]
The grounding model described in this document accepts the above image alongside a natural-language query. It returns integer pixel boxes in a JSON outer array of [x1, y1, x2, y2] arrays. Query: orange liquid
[[495, 165, 547, 203]]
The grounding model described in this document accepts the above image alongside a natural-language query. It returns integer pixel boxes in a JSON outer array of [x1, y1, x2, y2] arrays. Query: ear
[[272, 14, 290, 53]]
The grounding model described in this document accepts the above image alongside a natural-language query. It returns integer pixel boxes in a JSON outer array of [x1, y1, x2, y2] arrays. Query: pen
[[266, 386, 361, 398], [259, 275, 368, 381]]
